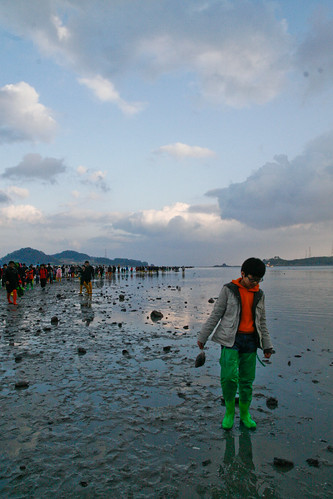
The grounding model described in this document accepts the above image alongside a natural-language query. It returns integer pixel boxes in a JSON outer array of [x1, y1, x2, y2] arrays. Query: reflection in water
[[3, 304, 25, 342], [80, 298, 94, 325], [219, 430, 273, 498]]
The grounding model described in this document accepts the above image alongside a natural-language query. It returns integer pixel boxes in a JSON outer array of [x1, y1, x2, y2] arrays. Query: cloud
[[76, 165, 110, 192], [0, 204, 43, 223], [0, 0, 293, 108], [6, 186, 30, 198], [206, 131, 333, 229], [2, 153, 66, 183], [112, 202, 230, 237], [0, 190, 11, 204], [0, 82, 57, 143], [78, 75, 145, 115], [155, 142, 215, 159]]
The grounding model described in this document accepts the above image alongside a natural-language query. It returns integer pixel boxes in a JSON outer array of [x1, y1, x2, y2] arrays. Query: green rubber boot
[[220, 348, 239, 430], [222, 399, 235, 430], [239, 401, 256, 429]]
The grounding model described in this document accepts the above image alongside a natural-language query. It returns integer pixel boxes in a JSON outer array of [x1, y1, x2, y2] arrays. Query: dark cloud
[[207, 131, 333, 229], [2, 153, 66, 183], [0, 190, 11, 203]]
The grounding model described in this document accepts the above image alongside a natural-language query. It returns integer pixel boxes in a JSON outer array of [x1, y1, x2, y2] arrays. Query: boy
[[197, 257, 273, 430]]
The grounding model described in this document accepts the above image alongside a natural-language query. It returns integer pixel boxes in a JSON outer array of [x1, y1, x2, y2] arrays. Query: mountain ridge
[[0, 247, 148, 267]]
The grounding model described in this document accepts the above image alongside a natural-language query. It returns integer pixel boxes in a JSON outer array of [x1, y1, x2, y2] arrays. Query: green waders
[[220, 348, 257, 429]]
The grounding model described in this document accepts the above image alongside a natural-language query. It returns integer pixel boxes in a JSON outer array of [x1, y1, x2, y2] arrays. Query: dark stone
[[208, 298, 214, 303], [51, 316, 59, 324], [183, 325, 189, 329], [195, 351, 206, 368], [78, 347, 87, 355], [306, 458, 320, 467], [15, 380, 29, 389], [163, 346, 171, 352], [14, 355, 23, 363], [119, 294, 125, 301], [202, 459, 211, 467], [273, 457, 294, 470], [150, 310, 163, 321], [266, 397, 278, 409]]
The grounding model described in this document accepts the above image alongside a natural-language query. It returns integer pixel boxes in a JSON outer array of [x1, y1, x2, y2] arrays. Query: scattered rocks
[[273, 457, 294, 470], [266, 397, 278, 409], [150, 310, 163, 321]]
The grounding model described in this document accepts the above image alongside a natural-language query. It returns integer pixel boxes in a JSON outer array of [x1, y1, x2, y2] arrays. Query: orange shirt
[[232, 278, 259, 333]]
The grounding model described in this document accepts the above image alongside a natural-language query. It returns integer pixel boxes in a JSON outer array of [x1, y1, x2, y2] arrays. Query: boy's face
[[240, 271, 262, 289]]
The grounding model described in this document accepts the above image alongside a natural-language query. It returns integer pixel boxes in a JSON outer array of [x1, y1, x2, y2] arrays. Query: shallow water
[[0, 267, 332, 498]]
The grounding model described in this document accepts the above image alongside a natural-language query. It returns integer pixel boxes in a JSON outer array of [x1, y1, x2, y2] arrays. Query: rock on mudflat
[[78, 347, 87, 355], [51, 316, 59, 325], [273, 457, 294, 470], [195, 351, 206, 368], [150, 310, 163, 321], [306, 458, 320, 467], [15, 380, 29, 389], [266, 397, 278, 409]]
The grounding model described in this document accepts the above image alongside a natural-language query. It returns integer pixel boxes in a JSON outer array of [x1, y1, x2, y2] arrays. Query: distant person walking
[[197, 258, 274, 430], [56, 267, 62, 282], [5, 261, 19, 305], [82, 261, 93, 295]]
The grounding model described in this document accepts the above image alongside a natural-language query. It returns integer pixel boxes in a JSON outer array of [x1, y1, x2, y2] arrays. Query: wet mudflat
[[0, 267, 332, 498]]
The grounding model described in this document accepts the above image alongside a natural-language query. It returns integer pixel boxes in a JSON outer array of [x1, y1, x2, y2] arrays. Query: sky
[[0, 0, 333, 266]]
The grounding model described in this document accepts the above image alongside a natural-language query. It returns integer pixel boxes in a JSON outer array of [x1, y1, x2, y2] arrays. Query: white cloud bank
[[0, 82, 57, 143], [155, 142, 215, 159], [0, 204, 43, 224]]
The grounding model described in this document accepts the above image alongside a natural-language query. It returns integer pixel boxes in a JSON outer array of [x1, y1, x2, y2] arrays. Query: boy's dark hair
[[241, 257, 266, 277]]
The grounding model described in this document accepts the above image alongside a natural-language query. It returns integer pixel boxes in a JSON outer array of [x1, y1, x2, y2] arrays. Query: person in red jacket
[[39, 264, 48, 290], [25, 265, 34, 290]]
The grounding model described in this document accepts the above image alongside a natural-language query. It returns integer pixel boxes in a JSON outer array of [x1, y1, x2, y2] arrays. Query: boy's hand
[[197, 341, 204, 350]]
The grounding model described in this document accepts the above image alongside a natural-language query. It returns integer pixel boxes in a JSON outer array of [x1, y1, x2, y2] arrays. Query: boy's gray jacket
[[197, 282, 273, 351]]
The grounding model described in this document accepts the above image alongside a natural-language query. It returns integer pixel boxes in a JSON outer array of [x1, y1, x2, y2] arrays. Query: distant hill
[[264, 256, 333, 266], [0, 247, 148, 267]]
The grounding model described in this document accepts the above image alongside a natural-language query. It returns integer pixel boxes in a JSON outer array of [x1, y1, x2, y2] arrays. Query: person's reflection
[[222, 429, 258, 497], [80, 297, 94, 325], [3, 304, 25, 342]]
